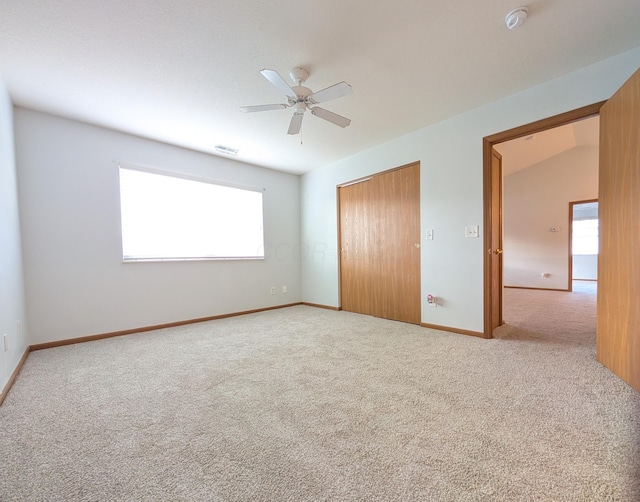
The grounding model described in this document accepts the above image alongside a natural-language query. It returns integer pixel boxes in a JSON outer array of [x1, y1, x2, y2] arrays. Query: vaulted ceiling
[[1, 1, 639, 174], [495, 115, 600, 176]]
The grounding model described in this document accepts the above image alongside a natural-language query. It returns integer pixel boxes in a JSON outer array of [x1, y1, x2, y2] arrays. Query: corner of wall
[[0, 77, 30, 397]]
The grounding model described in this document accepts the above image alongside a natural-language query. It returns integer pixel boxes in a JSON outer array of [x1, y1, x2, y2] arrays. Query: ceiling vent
[[215, 145, 239, 156]]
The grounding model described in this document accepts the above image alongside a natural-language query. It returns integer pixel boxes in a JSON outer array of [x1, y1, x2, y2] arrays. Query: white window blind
[[119, 166, 264, 261]]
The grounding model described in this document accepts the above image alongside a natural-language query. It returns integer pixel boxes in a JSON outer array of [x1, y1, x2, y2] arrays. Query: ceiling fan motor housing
[[290, 67, 309, 85]]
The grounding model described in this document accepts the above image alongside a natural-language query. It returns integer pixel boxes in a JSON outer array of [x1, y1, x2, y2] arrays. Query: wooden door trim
[[568, 198, 598, 287], [482, 101, 605, 338]]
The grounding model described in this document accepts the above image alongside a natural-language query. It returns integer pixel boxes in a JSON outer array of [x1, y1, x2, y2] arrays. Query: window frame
[[118, 164, 265, 263]]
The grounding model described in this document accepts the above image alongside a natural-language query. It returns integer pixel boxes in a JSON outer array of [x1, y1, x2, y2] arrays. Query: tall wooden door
[[597, 68, 640, 392], [339, 178, 372, 316], [490, 148, 504, 330], [339, 162, 421, 324]]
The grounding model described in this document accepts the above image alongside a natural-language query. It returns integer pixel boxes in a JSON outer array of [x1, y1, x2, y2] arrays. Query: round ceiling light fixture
[[505, 7, 528, 29]]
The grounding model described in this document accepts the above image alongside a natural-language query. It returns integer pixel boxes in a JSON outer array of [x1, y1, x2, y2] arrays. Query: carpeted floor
[[1, 283, 638, 501]]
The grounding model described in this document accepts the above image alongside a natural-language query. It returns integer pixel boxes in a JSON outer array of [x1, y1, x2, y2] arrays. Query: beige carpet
[[1, 285, 639, 501]]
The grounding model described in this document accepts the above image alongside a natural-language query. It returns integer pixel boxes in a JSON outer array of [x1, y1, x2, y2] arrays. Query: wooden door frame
[[568, 198, 599, 286], [482, 102, 605, 338]]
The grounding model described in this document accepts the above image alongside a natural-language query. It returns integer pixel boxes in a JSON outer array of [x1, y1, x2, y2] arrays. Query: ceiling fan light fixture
[[505, 7, 528, 29]]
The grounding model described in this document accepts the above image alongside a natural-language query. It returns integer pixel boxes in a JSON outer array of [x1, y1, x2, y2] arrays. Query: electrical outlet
[[427, 295, 437, 308], [270, 286, 276, 295], [3, 334, 7, 352], [282, 285, 287, 293]]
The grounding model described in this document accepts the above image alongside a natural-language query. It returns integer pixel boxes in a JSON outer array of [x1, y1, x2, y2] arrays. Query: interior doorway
[[493, 117, 600, 294], [482, 102, 604, 337], [484, 68, 640, 392], [570, 200, 599, 283]]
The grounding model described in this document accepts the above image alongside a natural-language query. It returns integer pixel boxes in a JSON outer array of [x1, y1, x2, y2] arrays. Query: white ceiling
[[1, 1, 639, 175], [494, 115, 600, 176]]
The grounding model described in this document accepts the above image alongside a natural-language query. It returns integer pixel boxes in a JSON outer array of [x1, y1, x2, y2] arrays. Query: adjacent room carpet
[[1, 284, 638, 501]]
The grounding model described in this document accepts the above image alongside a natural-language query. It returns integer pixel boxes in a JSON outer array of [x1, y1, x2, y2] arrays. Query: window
[[572, 218, 598, 255], [119, 166, 264, 261]]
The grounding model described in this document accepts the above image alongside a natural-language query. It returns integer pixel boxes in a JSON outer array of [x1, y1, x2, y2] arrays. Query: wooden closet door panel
[[339, 162, 421, 325], [370, 164, 421, 324], [339, 180, 372, 315]]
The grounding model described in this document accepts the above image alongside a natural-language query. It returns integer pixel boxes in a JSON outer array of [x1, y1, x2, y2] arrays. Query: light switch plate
[[465, 225, 479, 238], [426, 229, 434, 240]]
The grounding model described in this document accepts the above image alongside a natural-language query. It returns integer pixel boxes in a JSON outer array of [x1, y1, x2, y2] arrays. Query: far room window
[[572, 218, 599, 255], [119, 166, 264, 261]]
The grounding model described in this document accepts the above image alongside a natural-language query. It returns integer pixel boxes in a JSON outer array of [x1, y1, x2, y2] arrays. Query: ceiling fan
[[240, 67, 352, 135]]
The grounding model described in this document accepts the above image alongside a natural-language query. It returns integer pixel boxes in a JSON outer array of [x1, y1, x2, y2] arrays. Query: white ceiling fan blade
[[260, 69, 297, 99], [287, 113, 304, 135], [308, 82, 352, 104], [240, 104, 288, 113], [310, 107, 351, 128]]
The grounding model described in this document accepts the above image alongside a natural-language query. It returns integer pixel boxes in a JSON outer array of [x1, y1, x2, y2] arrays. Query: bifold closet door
[[339, 178, 374, 316], [339, 162, 421, 324]]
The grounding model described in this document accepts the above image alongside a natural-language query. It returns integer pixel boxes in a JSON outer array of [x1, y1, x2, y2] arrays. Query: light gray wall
[[15, 109, 301, 345], [0, 79, 29, 392], [300, 47, 640, 334], [504, 146, 599, 289], [573, 255, 597, 280]]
